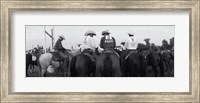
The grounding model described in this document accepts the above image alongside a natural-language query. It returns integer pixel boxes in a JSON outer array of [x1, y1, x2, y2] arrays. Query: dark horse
[[160, 51, 174, 76], [26, 53, 32, 77], [123, 51, 146, 77], [147, 51, 163, 77], [70, 50, 96, 77], [137, 43, 163, 77], [96, 51, 121, 77]]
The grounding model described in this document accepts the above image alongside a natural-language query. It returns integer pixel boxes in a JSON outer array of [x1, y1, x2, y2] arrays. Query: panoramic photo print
[[26, 25, 174, 77]]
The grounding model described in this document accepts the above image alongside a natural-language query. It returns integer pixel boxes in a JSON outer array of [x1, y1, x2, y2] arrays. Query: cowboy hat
[[59, 34, 65, 40], [120, 41, 125, 45], [84, 30, 96, 36], [128, 31, 135, 36], [102, 30, 110, 35], [144, 38, 150, 42]]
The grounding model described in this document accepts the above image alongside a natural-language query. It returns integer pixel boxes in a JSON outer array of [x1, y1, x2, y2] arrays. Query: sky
[[26, 25, 174, 50]]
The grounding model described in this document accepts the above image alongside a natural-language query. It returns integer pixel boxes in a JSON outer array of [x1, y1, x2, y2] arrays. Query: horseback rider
[[82, 30, 96, 51], [161, 39, 169, 50], [124, 31, 138, 51], [100, 30, 116, 51], [81, 30, 97, 62], [161, 39, 170, 54], [142, 38, 151, 58], [53, 34, 67, 61], [144, 38, 150, 50], [150, 43, 158, 51], [121, 31, 138, 69], [120, 41, 126, 51]]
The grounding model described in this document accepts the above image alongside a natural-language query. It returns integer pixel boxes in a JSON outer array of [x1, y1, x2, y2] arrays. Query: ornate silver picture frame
[[0, 0, 199, 102]]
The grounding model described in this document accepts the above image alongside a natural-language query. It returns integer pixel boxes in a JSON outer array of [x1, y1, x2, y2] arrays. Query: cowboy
[[36, 45, 40, 50], [82, 30, 96, 52], [121, 31, 138, 68], [54, 35, 66, 52], [139, 38, 151, 58], [161, 39, 170, 50], [121, 31, 138, 72], [150, 43, 158, 51], [161, 39, 171, 55], [144, 38, 150, 50], [124, 31, 138, 51], [81, 30, 97, 62], [100, 30, 116, 51], [52, 34, 66, 61], [119, 41, 126, 51]]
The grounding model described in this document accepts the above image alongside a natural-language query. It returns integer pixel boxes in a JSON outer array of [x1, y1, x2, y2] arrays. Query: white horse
[[38, 52, 72, 77]]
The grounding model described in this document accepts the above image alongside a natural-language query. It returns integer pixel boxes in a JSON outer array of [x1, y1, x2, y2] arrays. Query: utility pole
[[51, 26, 54, 49], [45, 26, 54, 50], [44, 26, 47, 53]]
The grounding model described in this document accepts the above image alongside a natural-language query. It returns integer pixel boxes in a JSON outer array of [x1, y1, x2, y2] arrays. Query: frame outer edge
[[194, 1, 200, 102], [192, 1, 200, 102], [0, 0, 1, 102], [1, 0, 2, 102], [0, 0, 200, 103], [1, 1, 9, 102], [198, 1, 200, 102]]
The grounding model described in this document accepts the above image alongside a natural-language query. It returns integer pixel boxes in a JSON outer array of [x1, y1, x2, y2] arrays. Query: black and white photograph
[[2, 0, 200, 102], [26, 25, 174, 77]]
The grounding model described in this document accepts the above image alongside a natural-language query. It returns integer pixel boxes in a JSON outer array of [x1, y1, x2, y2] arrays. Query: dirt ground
[[27, 64, 174, 77]]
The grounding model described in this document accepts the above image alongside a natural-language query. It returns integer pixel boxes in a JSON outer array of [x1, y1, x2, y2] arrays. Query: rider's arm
[[100, 37, 104, 49], [112, 37, 116, 48]]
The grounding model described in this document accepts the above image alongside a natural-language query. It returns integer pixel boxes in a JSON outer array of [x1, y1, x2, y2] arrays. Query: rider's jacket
[[82, 36, 96, 51], [125, 37, 138, 50], [100, 35, 116, 50], [54, 39, 65, 52]]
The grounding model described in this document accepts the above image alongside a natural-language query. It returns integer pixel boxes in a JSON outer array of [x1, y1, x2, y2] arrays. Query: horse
[[123, 52, 140, 77], [26, 53, 32, 77], [70, 48, 99, 77], [96, 51, 122, 77], [160, 51, 174, 76], [121, 50, 146, 77], [38, 51, 72, 77], [147, 51, 163, 77], [70, 54, 95, 77], [137, 43, 163, 77]]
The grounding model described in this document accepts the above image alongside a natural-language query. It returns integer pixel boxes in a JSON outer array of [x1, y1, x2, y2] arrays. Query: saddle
[[83, 53, 96, 62], [82, 49, 96, 62], [51, 51, 70, 73], [51, 52, 66, 62], [125, 50, 138, 60], [103, 50, 120, 59]]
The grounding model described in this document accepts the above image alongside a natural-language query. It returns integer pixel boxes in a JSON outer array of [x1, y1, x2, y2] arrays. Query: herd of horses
[[26, 43, 174, 77]]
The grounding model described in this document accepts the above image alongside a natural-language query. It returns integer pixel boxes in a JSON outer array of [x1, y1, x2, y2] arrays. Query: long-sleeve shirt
[[54, 39, 65, 51], [82, 36, 96, 51], [125, 37, 138, 50], [100, 35, 116, 50]]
